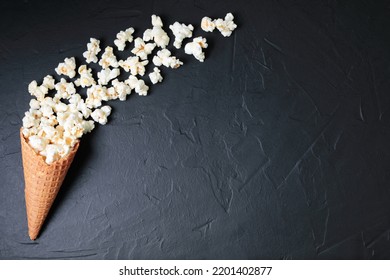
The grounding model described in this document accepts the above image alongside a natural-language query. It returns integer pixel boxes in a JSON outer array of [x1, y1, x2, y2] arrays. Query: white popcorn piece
[[148, 67, 163, 84], [134, 79, 149, 96], [169, 22, 194, 49], [214, 13, 237, 37], [40, 115, 58, 127], [184, 36, 208, 62], [99, 46, 119, 69], [124, 75, 139, 90], [28, 135, 48, 153], [143, 15, 170, 48], [40, 104, 54, 118], [97, 68, 120, 85], [201, 16, 216, 32], [152, 15, 163, 27], [111, 79, 131, 101], [22, 111, 39, 129], [143, 28, 153, 42], [86, 85, 108, 109], [83, 38, 101, 64], [54, 78, 76, 99], [29, 99, 41, 110], [40, 144, 61, 164], [82, 120, 95, 134], [118, 56, 148, 76], [91, 105, 112, 125], [131, 37, 156, 60], [152, 49, 183, 68], [114, 27, 135, 51], [55, 57, 77, 78], [54, 102, 68, 113], [28, 80, 48, 101], [42, 75, 56, 90], [124, 75, 149, 95], [74, 65, 96, 88], [77, 100, 92, 118]]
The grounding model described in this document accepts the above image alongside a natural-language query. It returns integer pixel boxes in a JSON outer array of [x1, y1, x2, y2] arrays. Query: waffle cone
[[20, 129, 79, 240]]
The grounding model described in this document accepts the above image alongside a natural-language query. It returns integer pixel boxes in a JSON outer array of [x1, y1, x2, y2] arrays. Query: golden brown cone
[[20, 129, 79, 240]]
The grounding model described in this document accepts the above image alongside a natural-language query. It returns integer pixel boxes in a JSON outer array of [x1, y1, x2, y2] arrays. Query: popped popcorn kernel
[[83, 38, 101, 64], [214, 13, 237, 37], [28, 80, 48, 101], [144, 15, 170, 48], [86, 85, 108, 109], [152, 49, 183, 69], [118, 56, 148, 76], [54, 78, 76, 99], [97, 68, 120, 85], [134, 79, 149, 96], [42, 75, 56, 90], [111, 79, 131, 101], [74, 65, 96, 88], [99, 46, 119, 69], [201, 16, 215, 32], [169, 22, 194, 49], [131, 37, 156, 60], [91, 105, 112, 125], [55, 57, 76, 78], [184, 37, 208, 62], [114, 27, 135, 51], [149, 67, 163, 84]]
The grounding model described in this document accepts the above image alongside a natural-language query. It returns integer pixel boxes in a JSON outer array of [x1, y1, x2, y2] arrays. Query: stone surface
[[0, 0, 390, 259]]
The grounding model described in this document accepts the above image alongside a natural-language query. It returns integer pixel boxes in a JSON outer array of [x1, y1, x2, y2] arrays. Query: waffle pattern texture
[[20, 129, 79, 240]]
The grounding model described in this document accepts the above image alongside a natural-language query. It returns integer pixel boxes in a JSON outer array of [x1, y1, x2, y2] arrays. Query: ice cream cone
[[20, 129, 79, 240]]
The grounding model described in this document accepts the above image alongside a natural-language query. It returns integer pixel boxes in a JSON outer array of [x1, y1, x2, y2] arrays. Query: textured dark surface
[[1, 0, 390, 259]]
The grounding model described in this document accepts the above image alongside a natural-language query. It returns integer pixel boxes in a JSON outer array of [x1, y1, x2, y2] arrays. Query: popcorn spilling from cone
[[20, 13, 237, 240]]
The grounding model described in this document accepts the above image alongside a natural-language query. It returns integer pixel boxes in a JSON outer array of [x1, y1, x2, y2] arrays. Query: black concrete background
[[1, 0, 390, 259]]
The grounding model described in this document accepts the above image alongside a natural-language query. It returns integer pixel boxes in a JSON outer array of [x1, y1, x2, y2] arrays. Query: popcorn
[[118, 56, 148, 76], [74, 65, 96, 88], [68, 94, 92, 118], [54, 102, 68, 113], [86, 85, 108, 109], [22, 111, 39, 129], [83, 38, 101, 64], [91, 106, 112, 125], [28, 80, 48, 101], [148, 67, 163, 84], [214, 13, 237, 37], [124, 75, 149, 96], [152, 15, 163, 27], [134, 79, 149, 96], [131, 38, 156, 60], [82, 120, 95, 134], [200, 16, 215, 32], [169, 22, 194, 49], [42, 75, 56, 90], [152, 49, 183, 68], [29, 99, 40, 110], [99, 47, 119, 69], [28, 135, 48, 153], [114, 27, 135, 51], [143, 15, 170, 48], [22, 13, 238, 165], [111, 79, 131, 101], [40, 104, 54, 118], [54, 78, 76, 99], [184, 37, 208, 62], [97, 68, 120, 85], [55, 57, 76, 78], [124, 75, 139, 90], [40, 144, 61, 164]]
